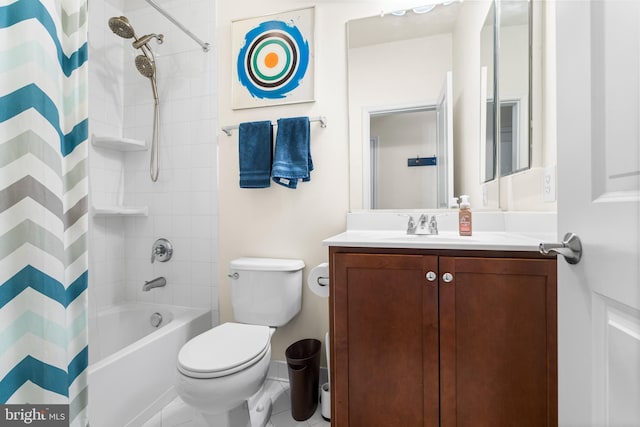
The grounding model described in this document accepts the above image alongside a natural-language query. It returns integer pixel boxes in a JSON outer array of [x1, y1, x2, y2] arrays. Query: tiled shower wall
[[88, 0, 218, 321]]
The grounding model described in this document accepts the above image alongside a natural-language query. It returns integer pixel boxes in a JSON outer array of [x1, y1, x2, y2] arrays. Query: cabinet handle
[[426, 271, 437, 282], [442, 272, 454, 283]]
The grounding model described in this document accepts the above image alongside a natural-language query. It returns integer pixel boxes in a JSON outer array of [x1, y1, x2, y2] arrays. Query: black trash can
[[285, 338, 321, 421]]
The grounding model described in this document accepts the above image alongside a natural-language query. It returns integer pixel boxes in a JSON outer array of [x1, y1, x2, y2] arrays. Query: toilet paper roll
[[307, 263, 329, 298]]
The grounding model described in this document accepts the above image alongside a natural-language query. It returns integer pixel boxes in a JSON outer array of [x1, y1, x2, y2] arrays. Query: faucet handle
[[428, 215, 439, 235], [406, 215, 416, 234], [151, 238, 173, 263]]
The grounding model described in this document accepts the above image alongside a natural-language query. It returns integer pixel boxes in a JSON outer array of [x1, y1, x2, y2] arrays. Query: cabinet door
[[439, 257, 557, 427], [332, 253, 439, 427]]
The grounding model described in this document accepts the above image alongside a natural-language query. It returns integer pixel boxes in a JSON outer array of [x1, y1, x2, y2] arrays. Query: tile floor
[[142, 379, 330, 427]]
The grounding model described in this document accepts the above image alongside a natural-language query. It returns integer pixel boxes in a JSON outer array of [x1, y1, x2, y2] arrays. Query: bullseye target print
[[232, 8, 315, 109], [238, 21, 308, 99]]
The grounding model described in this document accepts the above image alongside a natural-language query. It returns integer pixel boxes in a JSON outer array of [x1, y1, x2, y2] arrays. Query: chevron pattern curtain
[[0, 0, 89, 425]]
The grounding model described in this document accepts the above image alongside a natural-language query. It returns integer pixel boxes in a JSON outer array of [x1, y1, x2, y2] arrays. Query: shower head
[[135, 54, 155, 78], [108, 16, 136, 39], [132, 33, 164, 49], [135, 54, 159, 103]]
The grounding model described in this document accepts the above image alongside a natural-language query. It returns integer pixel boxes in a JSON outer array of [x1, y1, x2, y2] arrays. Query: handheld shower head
[[132, 33, 164, 49], [135, 54, 155, 78], [108, 16, 136, 39], [135, 55, 159, 103]]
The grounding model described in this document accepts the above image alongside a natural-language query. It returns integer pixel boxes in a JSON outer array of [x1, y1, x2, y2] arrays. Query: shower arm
[[144, 0, 210, 52]]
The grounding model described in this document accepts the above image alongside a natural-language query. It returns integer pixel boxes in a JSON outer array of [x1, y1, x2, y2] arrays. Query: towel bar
[[221, 116, 327, 136]]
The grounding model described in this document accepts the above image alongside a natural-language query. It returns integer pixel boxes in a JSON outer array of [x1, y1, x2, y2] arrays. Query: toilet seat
[[178, 322, 271, 379]]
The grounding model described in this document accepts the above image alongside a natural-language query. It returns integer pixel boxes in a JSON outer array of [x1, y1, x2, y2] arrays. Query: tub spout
[[143, 276, 166, 291]]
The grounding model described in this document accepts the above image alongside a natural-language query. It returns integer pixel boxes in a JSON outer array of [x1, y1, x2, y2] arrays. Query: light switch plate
[[543, 165, 556, 202]]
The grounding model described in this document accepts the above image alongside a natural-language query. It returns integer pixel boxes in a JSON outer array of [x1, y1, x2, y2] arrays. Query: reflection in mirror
[[347, 1, 460, 209], [368, 72, 453, 209], [369, 107, 438, 209], [498, 0, 530, 177]]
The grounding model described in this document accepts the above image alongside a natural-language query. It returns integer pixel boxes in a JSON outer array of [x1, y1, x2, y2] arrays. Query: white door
[[436, 70, 453, 208], [556, 1, 640, 426]]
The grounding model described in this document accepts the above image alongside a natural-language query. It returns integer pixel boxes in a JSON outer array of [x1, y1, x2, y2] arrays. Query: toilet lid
[[178, 322, 271, 379]]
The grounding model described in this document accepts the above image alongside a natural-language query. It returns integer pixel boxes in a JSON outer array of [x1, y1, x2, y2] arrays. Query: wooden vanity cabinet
[[329, 247, 557, 427]]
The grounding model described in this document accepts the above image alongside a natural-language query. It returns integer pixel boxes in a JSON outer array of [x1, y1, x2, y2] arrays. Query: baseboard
[[268, 360, 328, 385]]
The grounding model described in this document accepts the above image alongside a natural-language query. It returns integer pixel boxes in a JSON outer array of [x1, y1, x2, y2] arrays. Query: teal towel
[[272, 117, 313, 189], [239, 121, 273, 188]]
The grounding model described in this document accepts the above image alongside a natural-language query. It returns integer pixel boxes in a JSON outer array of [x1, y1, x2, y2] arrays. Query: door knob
[[442, 272, 454, 283], [539, 232, 582, 264], [426, 271, 437, 282]]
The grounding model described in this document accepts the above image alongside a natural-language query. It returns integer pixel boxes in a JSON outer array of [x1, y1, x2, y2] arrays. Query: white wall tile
[[89, 0, 217, 317]]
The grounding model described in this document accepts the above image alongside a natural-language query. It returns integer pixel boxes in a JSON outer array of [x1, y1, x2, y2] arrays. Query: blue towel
[[238, 121, 273, 188], [271, 117, 313, 189]]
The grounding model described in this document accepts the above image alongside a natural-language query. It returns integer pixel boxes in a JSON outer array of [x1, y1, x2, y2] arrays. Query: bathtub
[[88, 302, 211, 427]]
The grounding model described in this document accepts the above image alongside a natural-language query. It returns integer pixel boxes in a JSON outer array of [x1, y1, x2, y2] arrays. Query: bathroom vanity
[[324, 216, 557, 427]]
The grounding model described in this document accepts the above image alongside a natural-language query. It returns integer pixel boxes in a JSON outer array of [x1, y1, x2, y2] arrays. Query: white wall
[[216, 0, 558, 368], [455, 0, 558, 211], [88, 0, 218, 320], [453, 0, 494, 209], [498, 0, 557, 211], [217, 1, 394, 365]]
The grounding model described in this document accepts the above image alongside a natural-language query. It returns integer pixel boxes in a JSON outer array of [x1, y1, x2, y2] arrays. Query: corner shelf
[[92, 206, 149, 217], [92, 135, 147, 151]]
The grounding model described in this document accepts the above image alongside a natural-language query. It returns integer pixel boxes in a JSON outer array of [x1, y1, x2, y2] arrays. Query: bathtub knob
[[151, 238, 173, 263], [150, 312, 163, 327]]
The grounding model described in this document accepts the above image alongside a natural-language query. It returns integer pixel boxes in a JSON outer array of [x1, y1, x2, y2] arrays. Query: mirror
[[347, 0, 538, 211], [497, 0, 530, 177], [347, 1, 462, 210], [482, 0, 531, 183], [480, 2, 496, 182]]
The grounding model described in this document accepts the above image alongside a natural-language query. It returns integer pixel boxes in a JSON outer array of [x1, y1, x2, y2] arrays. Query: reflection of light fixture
[[387, 0, 462, 17], [412, 5, 436, 14]]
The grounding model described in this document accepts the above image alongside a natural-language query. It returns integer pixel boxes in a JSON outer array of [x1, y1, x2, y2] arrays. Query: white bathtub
[[88, 302, 211, 427]]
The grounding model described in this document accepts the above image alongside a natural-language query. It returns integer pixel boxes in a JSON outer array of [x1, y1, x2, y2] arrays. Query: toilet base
[[248, 383, 273, 427], [195, 401, 250, 427], [189, 384, 273, 427]]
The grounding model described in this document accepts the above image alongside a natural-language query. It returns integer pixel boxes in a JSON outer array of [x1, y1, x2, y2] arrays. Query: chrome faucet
[[418, 214, 428, 230], [406, 214, 439, 235], [143, 276, 166, 291]]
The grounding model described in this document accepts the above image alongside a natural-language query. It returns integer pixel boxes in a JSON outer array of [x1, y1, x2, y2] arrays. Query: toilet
[[175, 257, 305, 427]]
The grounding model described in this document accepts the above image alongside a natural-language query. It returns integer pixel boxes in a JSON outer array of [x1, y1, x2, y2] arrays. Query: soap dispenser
[[459, 195, 472, 236]]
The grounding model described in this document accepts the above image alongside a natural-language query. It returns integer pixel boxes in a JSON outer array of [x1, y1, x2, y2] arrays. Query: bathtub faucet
[[143, 276, 167, 291]]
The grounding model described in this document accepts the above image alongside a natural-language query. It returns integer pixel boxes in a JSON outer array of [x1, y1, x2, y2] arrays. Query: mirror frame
[[494, 0, 533, 180], [481, 1, 497, 184]]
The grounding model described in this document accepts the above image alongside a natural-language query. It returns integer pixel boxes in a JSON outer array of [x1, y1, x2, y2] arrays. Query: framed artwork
[[231, 7, 315, 109]]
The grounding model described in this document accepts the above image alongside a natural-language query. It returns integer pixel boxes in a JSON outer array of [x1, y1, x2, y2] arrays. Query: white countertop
[[323, 211, 557, 252], [323, 230, 555, 251]]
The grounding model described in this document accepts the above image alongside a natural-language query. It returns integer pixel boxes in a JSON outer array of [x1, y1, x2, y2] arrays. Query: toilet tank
[[229, 257, 305, 327]]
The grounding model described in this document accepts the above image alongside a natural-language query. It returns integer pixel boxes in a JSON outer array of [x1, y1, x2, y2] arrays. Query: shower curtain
[[0, 0, 89, 426]]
